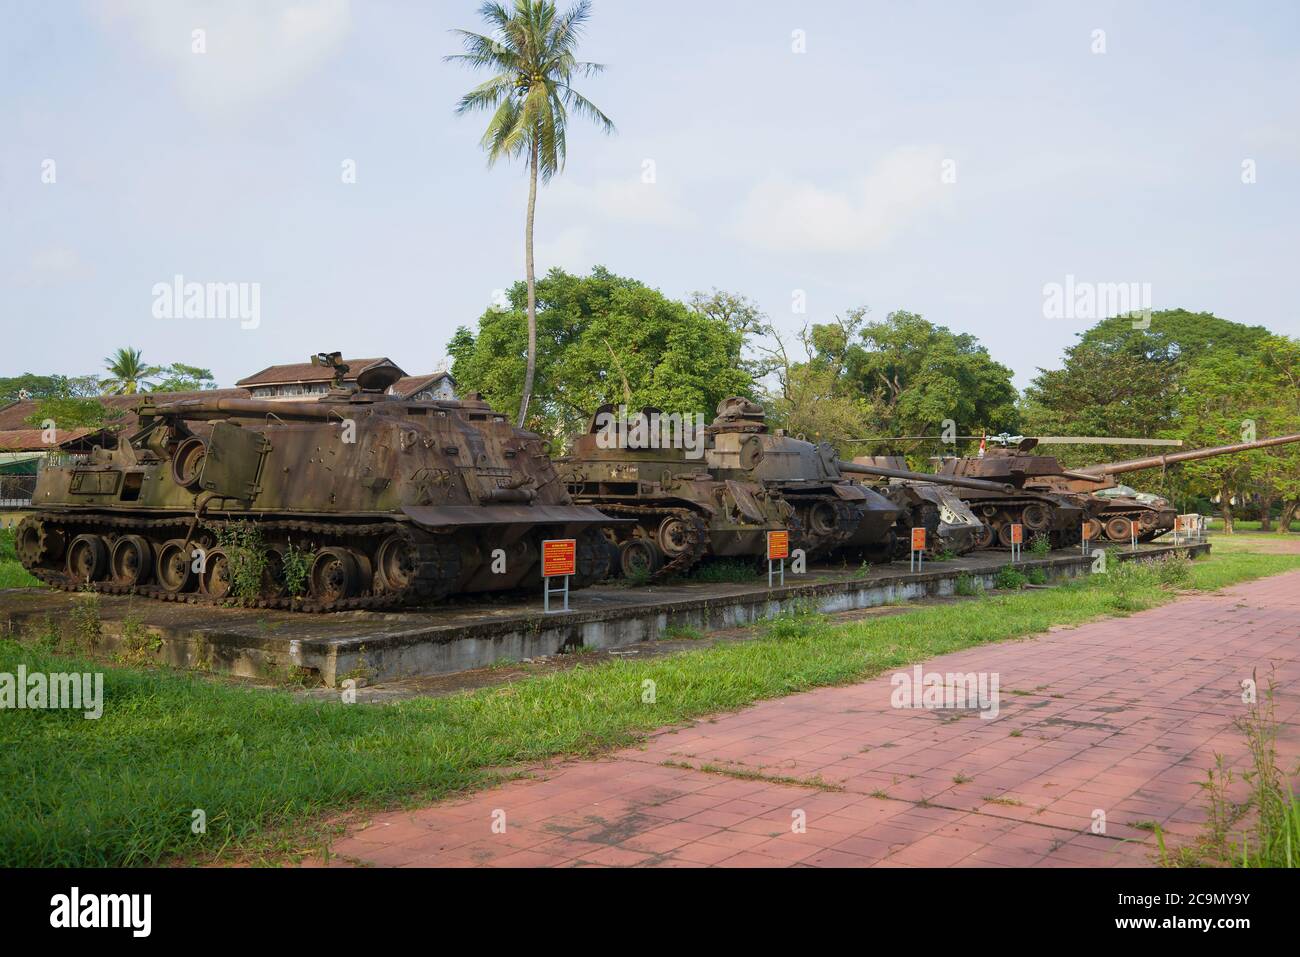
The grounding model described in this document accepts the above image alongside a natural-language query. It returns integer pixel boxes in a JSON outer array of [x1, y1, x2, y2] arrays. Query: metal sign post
[[1130, 520, 1138, 553], [1010, 523, 1023, 563], [767, 530, 789, 588], [909, 526, 926, 572], [1173, 515, 1183, 546], [541, 538, 576, 613]]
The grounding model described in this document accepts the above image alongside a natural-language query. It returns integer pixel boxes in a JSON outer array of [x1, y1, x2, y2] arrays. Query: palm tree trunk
[[517, 136, 539, 430]]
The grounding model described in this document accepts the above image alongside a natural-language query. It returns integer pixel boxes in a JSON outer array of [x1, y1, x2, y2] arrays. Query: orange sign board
[[910, 527, 926, 551], [767, 530, 789, 561], [542, 539, 577, 578], [1082, 521, 1097, 540], [1174, 515, 1186, 532], [1010, 523, 1024, 545]]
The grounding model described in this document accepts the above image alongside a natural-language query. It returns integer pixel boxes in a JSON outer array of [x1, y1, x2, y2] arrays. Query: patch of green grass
[[994, 565, 1029, 590], [0, 527, 41, 589], [2, 547, 1297, 867], [954, 572, 983, 597], [659, 624, 705, 641], [1027, 567, 1048, 586]]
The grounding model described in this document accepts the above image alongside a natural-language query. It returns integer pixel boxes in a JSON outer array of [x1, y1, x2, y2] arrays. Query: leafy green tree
[[24, 397, 122, 432], [448, 0, 614, 428], [1021, 309, 1272, 457], [840, 310, 1018, 458], [101, 347, 160, 395], [449, 267, 752, 440], [153, 363, 218, 393]]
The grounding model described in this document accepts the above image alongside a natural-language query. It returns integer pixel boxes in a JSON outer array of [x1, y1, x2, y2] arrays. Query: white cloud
[[548, 176, 697, 228], [94, 0, 351, 110], [535, 226, 594, 274], [729, 146, 953, 253], [21, 247, 91, 286]]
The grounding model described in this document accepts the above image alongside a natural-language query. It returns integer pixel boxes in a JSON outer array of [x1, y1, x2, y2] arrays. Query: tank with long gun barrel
[[938, 432, 1300, 546]]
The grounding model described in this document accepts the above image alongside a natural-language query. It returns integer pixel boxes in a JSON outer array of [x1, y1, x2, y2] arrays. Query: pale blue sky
[[3, 0, 1298, 396]]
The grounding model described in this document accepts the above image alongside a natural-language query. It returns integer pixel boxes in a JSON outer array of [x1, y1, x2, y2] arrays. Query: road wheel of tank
[[806, 501, 839, 538], [1139, 510, 1158, 530], [973, 522, 994, 549], [1105, 517, 1133, 542], [1022, 503, 1050, 531], [656, 516, 695, 557], [996, 522, 1018, 548], [109, 535, 154, 586], [157, 539, 197, 593], [171, 437, 207, 489], [14, 516, 64, 568], [66, 534, 109, 583], [571, 528, 614, 588], [199, 548, 234, 599], [310, 548, 360, 603], [375, 534, 419, 594], [619, 538, 663, 578]]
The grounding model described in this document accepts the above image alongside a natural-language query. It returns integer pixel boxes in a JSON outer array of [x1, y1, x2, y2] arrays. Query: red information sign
[[910, 527, 926, 552], [1010, 523, 1024, 545], [1082, 521, 1098, 541], [542, 539, 576, 578], [767, 530, 789, 561], [1174, 515, 1186, 532]]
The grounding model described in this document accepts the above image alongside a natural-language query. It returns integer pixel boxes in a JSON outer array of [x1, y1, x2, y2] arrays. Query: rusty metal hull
[[17, 380, 619, 609]]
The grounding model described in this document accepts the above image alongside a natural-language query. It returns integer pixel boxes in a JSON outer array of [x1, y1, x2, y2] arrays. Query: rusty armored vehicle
[[849, 456, 991, 556], [558, 404, 796, 579], [1037, 433, 1300, 542], [937, 432, 1300, 546], [15, 354, 615, 610], [704, 399, 1017, 561]]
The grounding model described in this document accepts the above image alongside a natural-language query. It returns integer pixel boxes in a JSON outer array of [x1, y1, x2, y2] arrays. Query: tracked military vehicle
[[705, 399, 1017, 560], [15, 354, 615, 611], [938, 432, 1300, 546], [850, 456, 989, 556], [1041, 433, 1300, 542], [558, 404, 796, 579]]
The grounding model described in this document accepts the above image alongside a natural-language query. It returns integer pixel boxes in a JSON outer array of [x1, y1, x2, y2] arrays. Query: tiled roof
[[237, 358, 400, 388], [389, 372, 455, 397]]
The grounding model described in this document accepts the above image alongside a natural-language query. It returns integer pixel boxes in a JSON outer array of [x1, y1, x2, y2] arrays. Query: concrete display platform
[[0, 541, 1208, 686]]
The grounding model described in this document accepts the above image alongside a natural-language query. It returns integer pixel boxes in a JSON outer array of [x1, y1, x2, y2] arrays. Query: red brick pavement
[[314, 570, 1300, 868]]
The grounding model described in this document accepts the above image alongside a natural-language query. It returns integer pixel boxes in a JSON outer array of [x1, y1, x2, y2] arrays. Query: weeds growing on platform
[[1, 546, 1297, 866]]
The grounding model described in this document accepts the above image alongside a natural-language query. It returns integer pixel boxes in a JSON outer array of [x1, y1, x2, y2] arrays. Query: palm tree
[[448, 0, 614, 428], [101, 347, 160, 395]]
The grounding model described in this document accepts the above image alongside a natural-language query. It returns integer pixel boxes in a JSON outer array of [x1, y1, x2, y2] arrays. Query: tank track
[[17, 511, 457, 613], [590, 503, 711, 580]]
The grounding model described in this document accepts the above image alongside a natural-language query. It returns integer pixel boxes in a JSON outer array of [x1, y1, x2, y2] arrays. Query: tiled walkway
[[320, 570, 1300, 867]]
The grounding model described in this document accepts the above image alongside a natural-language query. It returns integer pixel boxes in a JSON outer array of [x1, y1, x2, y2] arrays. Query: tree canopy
[[448, 267, 753, 440]]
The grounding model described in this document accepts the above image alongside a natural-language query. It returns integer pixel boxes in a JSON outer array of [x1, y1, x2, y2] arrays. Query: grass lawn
[[0, 527, 41, 589], [1, 546, 1298, 866]]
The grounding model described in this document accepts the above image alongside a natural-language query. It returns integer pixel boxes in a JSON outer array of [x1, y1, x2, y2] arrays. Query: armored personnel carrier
[[938, 432, 1300, 546], [705, 399, 1016, 560], [558, 404, 796, 579], [15, 354, 616, 611]]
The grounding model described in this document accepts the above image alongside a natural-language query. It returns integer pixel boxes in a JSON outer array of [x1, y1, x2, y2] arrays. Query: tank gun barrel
[[837, 460, 1016, 495], [1080, 433, 1300, 476], [147, 397, 346, 421]]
